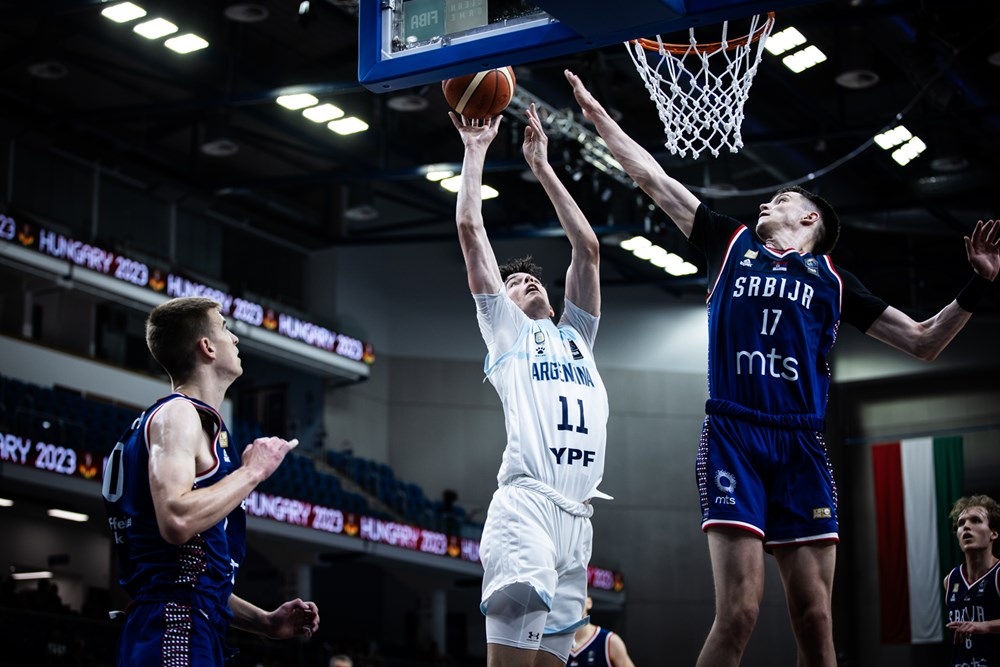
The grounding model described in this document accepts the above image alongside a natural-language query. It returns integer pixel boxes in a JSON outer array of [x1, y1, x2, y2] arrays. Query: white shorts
[[480, 484, 593, 634]]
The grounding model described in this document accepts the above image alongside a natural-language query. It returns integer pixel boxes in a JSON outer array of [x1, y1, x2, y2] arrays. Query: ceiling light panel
[[165, 34, 209, 54], [101, 2, 147, 23], [764, 27, 806, 56], [133, 18, 179, 39], [327, 117, 369, 135], [782, 45, 827, 73], [302, 103, 345, 122], [276, 93, 318, 110]]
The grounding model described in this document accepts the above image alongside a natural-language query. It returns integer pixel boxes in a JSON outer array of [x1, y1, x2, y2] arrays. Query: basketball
[[441, 66, 516, 120]]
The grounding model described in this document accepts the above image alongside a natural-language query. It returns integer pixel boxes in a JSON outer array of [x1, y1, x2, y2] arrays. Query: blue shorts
[[697, 413, 839, 548], [117, 601, 231, 666]]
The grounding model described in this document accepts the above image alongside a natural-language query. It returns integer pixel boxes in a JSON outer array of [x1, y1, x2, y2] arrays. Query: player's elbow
[[909, 337, 943, 362], [575, 236, 600, 263], [158, 514, 195, 545]]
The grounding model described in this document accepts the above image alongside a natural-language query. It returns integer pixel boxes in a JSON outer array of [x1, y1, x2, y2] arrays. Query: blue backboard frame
[[358, 1, 818, 92]]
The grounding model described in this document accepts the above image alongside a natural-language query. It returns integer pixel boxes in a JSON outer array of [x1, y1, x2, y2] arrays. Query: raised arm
[[148, 399, 296, 545], [865, 219, 998, 359], [450, 112, 504, 295], [522, 103, 600, 316], [564, 69, 701, 237]]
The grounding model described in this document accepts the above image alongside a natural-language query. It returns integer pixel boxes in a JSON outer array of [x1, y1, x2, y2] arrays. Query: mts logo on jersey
[[550, 447, 596, 467]]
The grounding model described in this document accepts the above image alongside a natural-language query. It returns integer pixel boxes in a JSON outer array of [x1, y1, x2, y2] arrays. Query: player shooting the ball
[[450, 102, 612, 667]]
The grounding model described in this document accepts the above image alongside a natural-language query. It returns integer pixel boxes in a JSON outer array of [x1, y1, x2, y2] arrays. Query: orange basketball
[[442, 66, 516, 120]]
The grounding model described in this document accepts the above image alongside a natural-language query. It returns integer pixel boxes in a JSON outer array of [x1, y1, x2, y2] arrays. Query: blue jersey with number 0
[[102, 393, 246, 619]]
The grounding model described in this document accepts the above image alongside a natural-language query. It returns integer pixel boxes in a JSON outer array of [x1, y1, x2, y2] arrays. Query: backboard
[[358, 0, 818, 92]]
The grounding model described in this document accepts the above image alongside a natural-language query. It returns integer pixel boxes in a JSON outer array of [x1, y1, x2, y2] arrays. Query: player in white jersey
[[450, 103, 610, 667]]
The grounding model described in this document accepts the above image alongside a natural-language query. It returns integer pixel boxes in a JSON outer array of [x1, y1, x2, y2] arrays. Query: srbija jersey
[[691, 204, 888, 429], [946, 560, 1000, 666], [567, 626, 615, 667], [475, 291, 609, 504], [102, 393, 246, 618]]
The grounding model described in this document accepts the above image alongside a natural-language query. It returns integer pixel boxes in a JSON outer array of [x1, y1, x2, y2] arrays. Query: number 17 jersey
[[475, 290, 610, 505]]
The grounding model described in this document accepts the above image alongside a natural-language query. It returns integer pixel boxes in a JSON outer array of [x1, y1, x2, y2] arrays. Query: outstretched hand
[[564, 69, 607, 122], [265, 598, 320, 640], [522, 103, 548, 171], [965, 219, 1000, 281], [449, 112, 502, 150]]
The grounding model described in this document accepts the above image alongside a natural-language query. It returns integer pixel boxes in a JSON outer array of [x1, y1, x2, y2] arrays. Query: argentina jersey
[[946, 561, 1000, 665], [707, 226, 843, 429], [102, 393, 246, 616], [475, 290, 609, 504]]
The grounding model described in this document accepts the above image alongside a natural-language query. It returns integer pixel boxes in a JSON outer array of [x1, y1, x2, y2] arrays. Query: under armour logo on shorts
[[527, 631, 540, 641]]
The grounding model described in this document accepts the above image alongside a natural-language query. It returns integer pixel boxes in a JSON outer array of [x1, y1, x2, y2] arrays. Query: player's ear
[[800, 210, 819, 226], [198, 337, 215, 358]]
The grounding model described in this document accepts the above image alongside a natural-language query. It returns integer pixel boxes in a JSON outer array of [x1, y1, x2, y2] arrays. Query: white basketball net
[[626, 14, 775, 159]]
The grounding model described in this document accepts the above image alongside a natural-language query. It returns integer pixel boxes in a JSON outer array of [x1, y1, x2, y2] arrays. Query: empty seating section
[[0, 374, 481, 537], [326, 449, 475, 536], [0, 374, 138, 454]]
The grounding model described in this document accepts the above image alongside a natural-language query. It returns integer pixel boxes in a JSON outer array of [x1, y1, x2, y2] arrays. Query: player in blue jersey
[[565, 70, 1000, 667], [567, 597, 636, 667], [945, 495, 1000, 665], [451, 103, 611, 667], [102, 296, 319, 665]]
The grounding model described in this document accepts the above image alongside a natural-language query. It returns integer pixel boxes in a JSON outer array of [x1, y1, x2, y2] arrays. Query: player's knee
[[793, 603, 833, 644], [718, 601, 760, 643]]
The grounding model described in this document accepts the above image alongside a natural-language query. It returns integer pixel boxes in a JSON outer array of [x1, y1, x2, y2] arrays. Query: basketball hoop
[[626, 13, 775, 159]]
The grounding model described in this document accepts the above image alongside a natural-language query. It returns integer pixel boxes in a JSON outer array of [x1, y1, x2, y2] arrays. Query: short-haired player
[[565, 68, 999, 667], [451, 102, 611, 667]]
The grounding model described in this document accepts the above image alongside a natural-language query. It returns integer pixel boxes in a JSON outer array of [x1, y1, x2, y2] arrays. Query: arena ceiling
[[1, 0, 999, 315]]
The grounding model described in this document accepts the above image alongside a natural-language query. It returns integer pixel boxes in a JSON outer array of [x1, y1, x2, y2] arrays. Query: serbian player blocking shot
[[565, 68, 1000, 667], [451, 102, 611, 667]]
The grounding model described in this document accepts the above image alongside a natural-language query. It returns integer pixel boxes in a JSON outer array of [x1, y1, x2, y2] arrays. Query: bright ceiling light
[[165, 33, 209, 54], [276, 93, 318, 110], [650, 252, 685, 269], [101, 2, 147, 23], [633, 244, 666, 261], [0, 498, 13, 507], [764, 27, 806, 56], [302, 103, 344, 123], [619, 236, 651, 251], [327, 117, 369, 135], [666, 262, 699, 276], [47, 508, 89, 522], [782, 45, 827, 73], [425, 170, 454, 182], [440, 176, 462, 192], [891, 136, 927, 166], [438, 176, 498, 199], [11, 571, 53, 581], [133, 18, 178, 39], [874, 125, 913, 150]]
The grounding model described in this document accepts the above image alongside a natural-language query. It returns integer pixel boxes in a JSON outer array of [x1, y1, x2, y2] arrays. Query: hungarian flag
[[871, 436, 964, 644]]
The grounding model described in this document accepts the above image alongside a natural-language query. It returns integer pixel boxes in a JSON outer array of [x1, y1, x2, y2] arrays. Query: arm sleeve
[[688, 203, 746, 287], [558, 298, 600, 349], [838, 265, 890, 332]]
